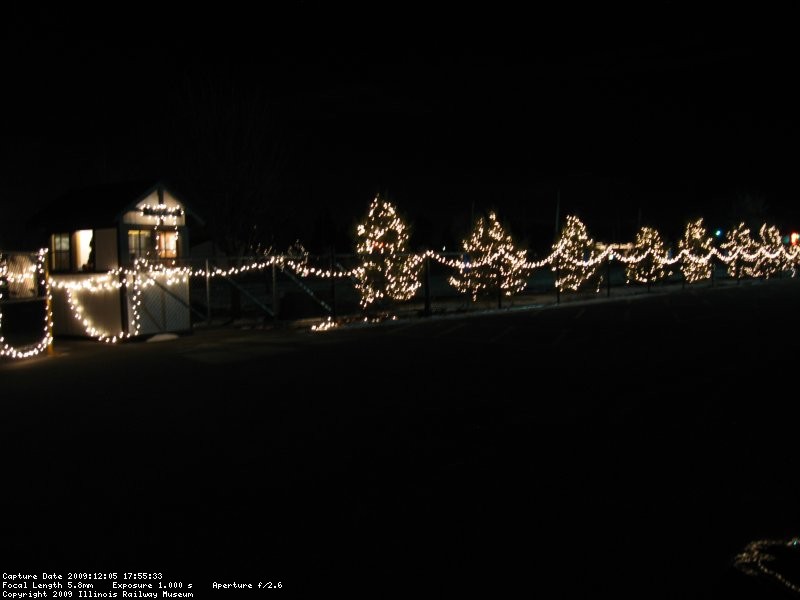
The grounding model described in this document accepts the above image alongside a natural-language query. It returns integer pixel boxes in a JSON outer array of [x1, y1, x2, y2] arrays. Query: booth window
[[51, 233, 70, 271], [74, 230, 94, 272], [128, 230, 153, 260], [157, 231, 178, 259]]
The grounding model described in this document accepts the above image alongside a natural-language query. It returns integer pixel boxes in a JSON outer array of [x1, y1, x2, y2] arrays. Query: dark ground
[[2, 280, 800, 597]]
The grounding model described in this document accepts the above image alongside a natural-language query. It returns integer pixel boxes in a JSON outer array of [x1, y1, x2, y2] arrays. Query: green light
[[715, 229, 722, 237]]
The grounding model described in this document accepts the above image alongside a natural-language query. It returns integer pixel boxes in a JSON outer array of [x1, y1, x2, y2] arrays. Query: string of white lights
[[46, 234, 799, 289], [735, 537, 800, 594], [60, 259, 144, 343], [6, 217, 797, 349], [141, 203, 183, 261], [42, 234, 800, 294], [0, 249, 53, 359]]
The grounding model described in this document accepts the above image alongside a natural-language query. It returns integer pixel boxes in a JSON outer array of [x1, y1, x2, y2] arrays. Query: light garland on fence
[[626, 226, 671, 284], [734, 537, 800, 594], [0, 271, 36, 285], [354, 195, 422, 307], [50, 272, 126, 292], [7, 212, 800, 354], [679, 218, 713, 283], [310, 317, 338, 332], [48, 219, 788, 290], [449, 212, 528, 300], [0, 249, 52, 359], [552, 215, 601, 292], [62, 260, 143, 343]]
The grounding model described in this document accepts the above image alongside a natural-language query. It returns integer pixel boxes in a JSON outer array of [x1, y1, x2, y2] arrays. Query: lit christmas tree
[[355, 195, 421, 308], [449, 211, 528, 301], [678, 218, 713, 283], [626, 226, 670, 284], [753, 224, 784, 278], [721, 222, 757, 279], [552, 215, 600, 292]]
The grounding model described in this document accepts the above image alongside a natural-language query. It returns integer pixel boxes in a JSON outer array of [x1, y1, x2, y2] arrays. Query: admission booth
[[31, 181, 200, 339]]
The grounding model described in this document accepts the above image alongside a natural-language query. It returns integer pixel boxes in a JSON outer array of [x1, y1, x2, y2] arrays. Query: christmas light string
[[45, 223, 800, 345], [48, 225, 800, 288], [140, 203, 183, 261], [310, 316, 338, 332], [61, 260, 144, 343], [735, 537, 800, 594], [0, 249, 53, 359], [5, 214, 800, 354]]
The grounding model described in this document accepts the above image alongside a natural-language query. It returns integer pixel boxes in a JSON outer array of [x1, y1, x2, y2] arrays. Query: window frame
[[156, 230, 179, 260], [51, 233, 71, 272], [128, 229, 154, 262]]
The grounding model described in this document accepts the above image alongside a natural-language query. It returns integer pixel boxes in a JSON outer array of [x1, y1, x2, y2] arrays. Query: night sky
[[2, 4, 797, 253]]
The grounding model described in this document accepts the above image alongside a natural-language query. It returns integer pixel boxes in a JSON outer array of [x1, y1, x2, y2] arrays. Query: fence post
[[330, 247, 337, 319], [423, 254, 431, 316], [205, 259, 212, 325], [272, 262, 279, 322]]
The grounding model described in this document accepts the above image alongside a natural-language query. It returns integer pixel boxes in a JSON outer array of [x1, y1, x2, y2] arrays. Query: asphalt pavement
[[3, 278, 800, 597]]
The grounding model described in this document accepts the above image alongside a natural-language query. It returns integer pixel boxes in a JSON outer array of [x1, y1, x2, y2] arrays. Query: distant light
[[715, 229, 722, 237], [442, 246, 446, 251], [792, 232, 800, 246]]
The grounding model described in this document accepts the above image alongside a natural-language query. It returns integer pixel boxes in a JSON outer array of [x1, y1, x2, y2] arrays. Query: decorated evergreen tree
[[754, 224, 784, 278], [552, 215, 601, 292], [449, 212, 528, 301], [626, 226, 670, 284], [355, 195, 421, 308], [678, 218, 713, 283], [721, 222, 757, 279]]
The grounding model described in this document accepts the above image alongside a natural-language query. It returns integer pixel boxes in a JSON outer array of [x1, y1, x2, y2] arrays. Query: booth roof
[[28, 180, 198, 232]]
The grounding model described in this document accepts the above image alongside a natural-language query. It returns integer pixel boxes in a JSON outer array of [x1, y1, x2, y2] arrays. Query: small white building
[[34, 181, 201, 339]]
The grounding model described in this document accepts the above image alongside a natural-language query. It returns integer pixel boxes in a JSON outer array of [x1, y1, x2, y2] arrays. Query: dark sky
[[1, 4, 797, 251]]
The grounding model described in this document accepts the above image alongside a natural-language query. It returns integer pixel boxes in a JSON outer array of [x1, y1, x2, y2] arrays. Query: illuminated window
[[74, 229, 94, 272], [51, 233, 70, 271], [128, 230, 153, 260], [157, 231, 178, 259]]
